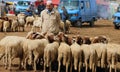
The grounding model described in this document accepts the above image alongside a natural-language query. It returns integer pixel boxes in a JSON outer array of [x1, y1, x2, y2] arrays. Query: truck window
[[59, 1, 79, 10], [17, 1, 30, 6], [86, 1, 90, 8]]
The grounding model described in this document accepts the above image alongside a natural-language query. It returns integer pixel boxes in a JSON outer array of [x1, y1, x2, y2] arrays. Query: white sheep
[[31, 17, 42, 32], [44, 40, 59, 72], [17, 13, 26, 19], [90, 43, 107, 69], [70, 36, 83, 72], [18, 17, 26, 32], [59, 20, 71, 33], [22, 38, 49, 71], [57, 32, 72, 72], [3, 21, 11, 33], [11, 19, 19, 32], [80, 44, 97, 72], [25, 16, 35, 27], [106, 43, 118, 72], [0, 36, 26, 70], [17, 13, 26, 32]]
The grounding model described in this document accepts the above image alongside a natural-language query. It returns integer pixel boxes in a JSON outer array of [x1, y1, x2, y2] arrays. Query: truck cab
[[58, 0, 97, 27], [15, 0, 31, 14], [113, 6, 120, 29]]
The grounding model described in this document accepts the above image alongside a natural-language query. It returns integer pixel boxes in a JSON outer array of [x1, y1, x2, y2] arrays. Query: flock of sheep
[[0, 30, 120, 72], [0, 13, 71, 34], [0, 13, 119, 72]]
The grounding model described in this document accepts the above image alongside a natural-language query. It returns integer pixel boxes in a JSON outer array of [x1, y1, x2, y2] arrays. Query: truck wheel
[[76, 20, 82, 27], [114, 25, 119, 29], [90, 20, 94, 27]]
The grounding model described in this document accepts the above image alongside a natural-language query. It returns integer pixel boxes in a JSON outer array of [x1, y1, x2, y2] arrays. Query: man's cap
[[46, 0, 52, 5]]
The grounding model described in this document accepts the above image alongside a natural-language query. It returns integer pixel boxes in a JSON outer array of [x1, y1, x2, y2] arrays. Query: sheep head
[[82, 36, 91, 45], [92, 35, 108, 44], [72, 35, 83, 45], [26, 31, 45, 39], [46, 33, 55, 43], [57, 32, 72, 45]]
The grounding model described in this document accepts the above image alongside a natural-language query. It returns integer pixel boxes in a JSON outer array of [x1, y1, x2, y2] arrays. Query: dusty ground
[[0, 19, 120, 72]]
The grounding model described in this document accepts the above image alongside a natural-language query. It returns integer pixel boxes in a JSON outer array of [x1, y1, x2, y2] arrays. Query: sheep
[[82, 36, 92, 45], [0, 19, 4, 32], [59, 20, 71, 33], [0, 36, 26, 70], [11, 19, 19, 32], [31, 17, 42, 32], [26, 31, 45, 40], [106, 43, 118, 72], [90, 43, 107, 69], [3, 20, 11, 33], [17, 13, 26, 19], [17, 13, 26, 32], [43, 33, 60, 72], [22, 33, 54, 71], [92, 35, 109, 44], [25, 16, 35, 27], [57, 32, 72, 72], [70, 35, 83, 72], [80, 44, 97, 72]]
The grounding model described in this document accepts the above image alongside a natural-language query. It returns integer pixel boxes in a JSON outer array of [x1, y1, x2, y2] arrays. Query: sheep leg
[[70, 60, 73, 72], [74, 57, 78, 71], [57, 60, 61, 72], [8, 51, 11, 70], [66, 62, 69, 72], [78, 62, 82, 72], [85, 60, 88, 72], [5, 52, 8, 69], [22, 27, 24, 32], [34, 56, 39, 71], [44, 61, 46, 72], [110, 65, 112, 72], [49, 62, 51, 72]]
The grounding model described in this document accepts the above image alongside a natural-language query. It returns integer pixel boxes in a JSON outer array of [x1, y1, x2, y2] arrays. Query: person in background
[[0, 1, 6, 17], [61, 6, 68, 33], [37, 1, 45, 16], [54, 5, 58, 11], [29, 3, 35, 15], [41, 1, 61, 35], [24, 8, 33, 16]]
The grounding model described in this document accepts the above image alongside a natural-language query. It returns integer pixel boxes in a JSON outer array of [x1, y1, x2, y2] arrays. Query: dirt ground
[[0, 19, 120, 72]]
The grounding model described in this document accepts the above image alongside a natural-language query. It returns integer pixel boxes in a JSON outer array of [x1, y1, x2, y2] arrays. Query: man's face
[[46, 4, 53, 11]]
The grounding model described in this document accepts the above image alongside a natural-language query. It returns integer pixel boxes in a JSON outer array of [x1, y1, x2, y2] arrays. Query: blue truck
[[14, 0, 31, 14], [58, 0, 97, 27], [113, 6, 120, 29]]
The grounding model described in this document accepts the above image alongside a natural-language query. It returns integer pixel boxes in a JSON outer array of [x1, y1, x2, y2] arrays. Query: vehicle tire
[[114, 25, 119, 29], [76, 20, 82, 27], [90, 20, 94, 27]]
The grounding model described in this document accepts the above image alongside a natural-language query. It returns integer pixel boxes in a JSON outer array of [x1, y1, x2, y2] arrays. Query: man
[[0, 1, 6, 17], [61, 6, 68, 33], [41, 1, 61, 35]]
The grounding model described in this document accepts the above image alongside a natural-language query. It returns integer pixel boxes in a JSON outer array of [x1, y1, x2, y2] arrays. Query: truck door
[[80, 0, 91, 22]]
